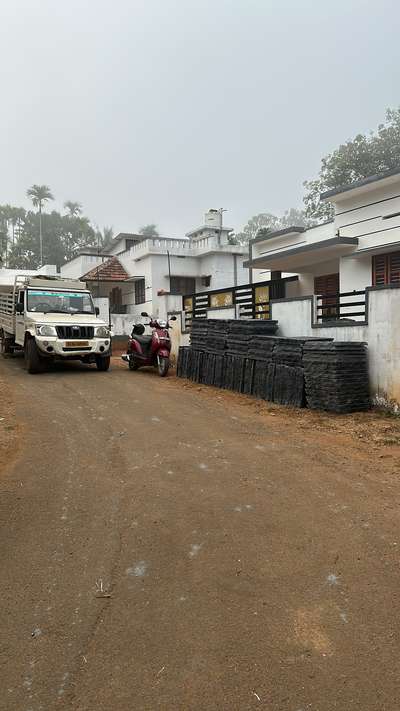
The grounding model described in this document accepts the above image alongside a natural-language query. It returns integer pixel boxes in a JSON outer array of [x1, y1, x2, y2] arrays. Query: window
[[373, 251, 400, 286], [169, 276, 195, 295], [210, 291, 233, 308], [314, 273, 339, 321], [254, 285, 270, 319], [134, 279, 146, 304], [314, 273, 339, 296]]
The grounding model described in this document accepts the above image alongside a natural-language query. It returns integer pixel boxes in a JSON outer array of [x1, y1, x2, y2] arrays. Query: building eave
[[244, 236, 358, 270], [250, 226, 306, 245], [320, 166, 400, 202]]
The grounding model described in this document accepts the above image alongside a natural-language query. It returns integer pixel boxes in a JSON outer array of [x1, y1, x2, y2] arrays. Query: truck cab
[[0, 275, 112, 373]]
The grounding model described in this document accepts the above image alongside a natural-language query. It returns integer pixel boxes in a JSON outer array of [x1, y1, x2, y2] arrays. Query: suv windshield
[[27, 289, 95, 314]]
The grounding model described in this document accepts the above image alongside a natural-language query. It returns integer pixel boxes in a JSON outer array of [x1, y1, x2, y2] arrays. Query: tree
[[26, 184, 54, 266], [6, 207, 98, 269], [303, 108, 400, 221], [139, 223, 159, 238], [235, 209, 311, 244], [0, 205, 12, 266], [235, 213, 281, 244], [64, 200, 82, 217], [279, 207, 312, 229], [96, 226, 114, 250]]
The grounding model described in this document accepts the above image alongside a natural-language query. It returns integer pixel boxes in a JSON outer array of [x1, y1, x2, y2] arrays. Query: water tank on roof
[[204, 209, 222, 228]]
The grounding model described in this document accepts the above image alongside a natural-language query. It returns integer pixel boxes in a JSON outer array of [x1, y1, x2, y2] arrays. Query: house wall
[[61, 254, 103, 279], [339, 254, 371, 293], [197, 253, 248, 291], [331, 178, 400, 291], [270, 286, 400, 410], [334, 182, 400, 254], [251, 222, 334, 262]]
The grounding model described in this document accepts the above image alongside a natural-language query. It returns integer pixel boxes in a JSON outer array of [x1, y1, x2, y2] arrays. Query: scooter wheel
[[129, 359, 139, 371], [158, 357, 169, 377]]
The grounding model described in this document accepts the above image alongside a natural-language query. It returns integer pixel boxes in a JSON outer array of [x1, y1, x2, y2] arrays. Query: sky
[[1, 0, 400, 238]]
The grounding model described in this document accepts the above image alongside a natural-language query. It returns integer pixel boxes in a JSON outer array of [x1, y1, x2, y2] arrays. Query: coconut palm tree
[[64, 200, 82, 217], [26, 184, 54, 266]]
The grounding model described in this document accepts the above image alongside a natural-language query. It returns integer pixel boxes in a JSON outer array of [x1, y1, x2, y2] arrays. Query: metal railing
[[315, 290, 366, 322], [182, 277, 295, 329]]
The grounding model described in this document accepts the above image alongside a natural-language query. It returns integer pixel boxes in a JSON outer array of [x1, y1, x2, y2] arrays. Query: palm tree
[[64, 200, 82, 217], [26, 184, 54, 266], [0, 205, 12, 267]]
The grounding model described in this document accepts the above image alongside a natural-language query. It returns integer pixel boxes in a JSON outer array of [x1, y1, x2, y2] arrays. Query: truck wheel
[[96, 355, 110, 371], [25, 338, 45, 374], [0, 334, 14, 357], [158, 357, 170, 377]]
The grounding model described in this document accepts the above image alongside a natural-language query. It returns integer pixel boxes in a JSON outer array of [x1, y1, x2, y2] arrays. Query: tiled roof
[[81, 257, 128, 282]]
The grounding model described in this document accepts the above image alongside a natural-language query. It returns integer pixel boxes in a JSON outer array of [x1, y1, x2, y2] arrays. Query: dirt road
[[1, 356, 400, 711]]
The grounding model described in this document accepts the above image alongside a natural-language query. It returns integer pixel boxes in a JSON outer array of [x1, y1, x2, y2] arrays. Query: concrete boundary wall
[[270, 286, 400, 410]]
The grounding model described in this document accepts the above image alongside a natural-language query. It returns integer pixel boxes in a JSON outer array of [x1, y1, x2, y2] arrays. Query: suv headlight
[[36, 325, 57, 337], [95, 326, 110, 338]]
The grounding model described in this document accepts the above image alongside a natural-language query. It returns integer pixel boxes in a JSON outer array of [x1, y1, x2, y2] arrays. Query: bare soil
[[1, 355, 400, 711]]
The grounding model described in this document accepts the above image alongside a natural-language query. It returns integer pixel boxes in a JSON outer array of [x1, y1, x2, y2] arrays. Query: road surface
[[1, 356, 400, 710]]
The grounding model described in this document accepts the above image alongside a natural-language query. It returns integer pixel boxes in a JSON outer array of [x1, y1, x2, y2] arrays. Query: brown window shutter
[[373, 255, 387, 286], [314, 273, 339, 295], [389, 252, 400, 283]]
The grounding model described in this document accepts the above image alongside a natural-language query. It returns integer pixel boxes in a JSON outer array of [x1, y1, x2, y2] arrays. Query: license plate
[[65, 341, 89, 348]]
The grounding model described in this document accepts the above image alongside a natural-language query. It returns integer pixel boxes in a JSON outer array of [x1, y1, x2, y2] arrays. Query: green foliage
[[27, 184, 54, 211], [64, 201, 82, 217], [304, 108, 400, 221], [0, 187, 109, 269], [235, 209, 311, 244], [6, 210, 98, 269], [139, 223, 159, 238]]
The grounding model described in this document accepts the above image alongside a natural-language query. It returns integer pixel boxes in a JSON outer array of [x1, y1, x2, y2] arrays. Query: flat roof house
[[60, 210, 249, 333], [247, 166, 400, 315], [246, 167, 400, 408]]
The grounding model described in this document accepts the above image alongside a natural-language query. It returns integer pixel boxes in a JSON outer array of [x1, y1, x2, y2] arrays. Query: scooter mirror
[[141, 312, 149, 317], [170, 316, 177, 321]]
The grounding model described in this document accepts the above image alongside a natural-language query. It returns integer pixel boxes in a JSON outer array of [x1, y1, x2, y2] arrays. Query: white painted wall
[[61, 254, 103, 279], [367, 288, 400, 407], [206, 307, 236, 319], [251, 222, 334, 262], [92, 297, 110, 324], [334, 182, 400, 251]]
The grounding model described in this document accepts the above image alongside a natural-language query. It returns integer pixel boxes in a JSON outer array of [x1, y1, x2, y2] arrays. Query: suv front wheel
[[96, 355, 110, 371], [25, 338, 45, 374]]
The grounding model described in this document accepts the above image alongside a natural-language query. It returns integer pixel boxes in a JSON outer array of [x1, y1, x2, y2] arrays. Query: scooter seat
[[133, 335, 153, 346]]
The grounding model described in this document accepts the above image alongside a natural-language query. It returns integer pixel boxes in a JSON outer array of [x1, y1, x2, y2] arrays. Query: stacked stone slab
[[272, 339, 305, 407], [303, 342, 370, 413], [205, 320, 229, 354], [176, 346, 190, 379], [190, 320, 208, 350], [176, 320, 370, 413]]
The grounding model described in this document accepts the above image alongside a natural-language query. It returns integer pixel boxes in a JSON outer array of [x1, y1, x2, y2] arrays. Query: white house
[[246, 166, 400, 408], [60, 209, 249, 334], [247, 166, 400, 305]]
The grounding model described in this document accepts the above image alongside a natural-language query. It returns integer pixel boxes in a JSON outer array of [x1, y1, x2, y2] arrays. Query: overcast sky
[[1, 0, 399, 237]]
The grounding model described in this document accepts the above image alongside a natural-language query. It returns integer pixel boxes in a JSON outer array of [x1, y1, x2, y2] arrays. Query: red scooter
[[122, 312, 177, 377]]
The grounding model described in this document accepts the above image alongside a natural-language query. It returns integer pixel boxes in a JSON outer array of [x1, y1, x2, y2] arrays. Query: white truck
[[0, 274, 112, 373]]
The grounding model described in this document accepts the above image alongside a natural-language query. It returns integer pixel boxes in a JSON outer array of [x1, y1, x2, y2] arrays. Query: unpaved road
[[1, 357, 400, 711]]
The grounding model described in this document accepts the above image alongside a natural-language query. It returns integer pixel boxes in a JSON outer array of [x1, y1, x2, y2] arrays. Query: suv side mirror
[[95, 307, 100, 316], [16, 303, 24, 314]]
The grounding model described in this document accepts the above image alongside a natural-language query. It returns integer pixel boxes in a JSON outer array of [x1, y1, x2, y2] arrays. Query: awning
[[245, 236, 358, 271]]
